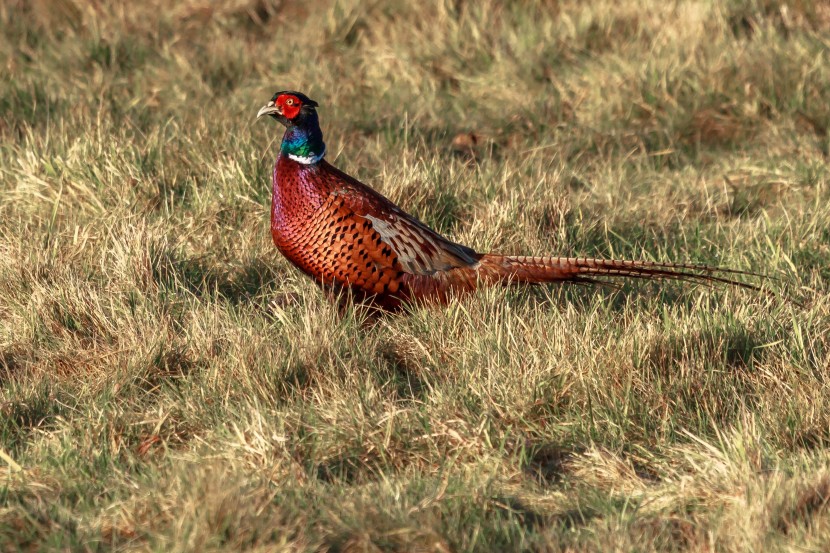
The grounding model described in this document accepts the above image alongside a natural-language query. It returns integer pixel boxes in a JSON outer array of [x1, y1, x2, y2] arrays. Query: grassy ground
[[1, 0, 830, 550]]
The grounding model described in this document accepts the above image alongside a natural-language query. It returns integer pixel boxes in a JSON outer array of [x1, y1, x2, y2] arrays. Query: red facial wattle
[[277, 95, 302, 119]]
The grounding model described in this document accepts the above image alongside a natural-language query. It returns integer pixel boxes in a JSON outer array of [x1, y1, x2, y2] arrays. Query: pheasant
[[257, 90, 759, 311]]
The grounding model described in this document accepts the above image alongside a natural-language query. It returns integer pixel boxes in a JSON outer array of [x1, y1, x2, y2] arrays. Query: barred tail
[[477, 255, 765, 292]]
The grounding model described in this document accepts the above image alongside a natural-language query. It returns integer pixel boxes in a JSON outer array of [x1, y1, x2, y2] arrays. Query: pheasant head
[[257, 90, 325, 164]]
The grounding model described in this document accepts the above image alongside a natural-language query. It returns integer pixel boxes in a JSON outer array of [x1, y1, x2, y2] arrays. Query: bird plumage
[[258, 91, 760, 311]]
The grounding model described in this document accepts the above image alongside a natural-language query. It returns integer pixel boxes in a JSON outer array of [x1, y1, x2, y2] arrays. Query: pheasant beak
[[256, 101, 281, 119]]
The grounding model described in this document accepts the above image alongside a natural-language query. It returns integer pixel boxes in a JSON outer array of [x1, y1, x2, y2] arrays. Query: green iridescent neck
[[281, 111, 326, 163]]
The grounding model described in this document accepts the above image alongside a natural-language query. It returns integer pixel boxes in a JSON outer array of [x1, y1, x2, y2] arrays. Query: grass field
[[2, 0, 830, 550]]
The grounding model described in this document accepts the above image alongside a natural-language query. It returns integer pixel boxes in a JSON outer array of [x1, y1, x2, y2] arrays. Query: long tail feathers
[[479, 255, 768, 293]]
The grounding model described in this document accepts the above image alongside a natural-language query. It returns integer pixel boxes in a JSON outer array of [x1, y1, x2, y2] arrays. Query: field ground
[[2, 0, 830, 550]]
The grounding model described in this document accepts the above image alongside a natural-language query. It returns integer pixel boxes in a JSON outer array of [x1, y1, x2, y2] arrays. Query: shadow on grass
[[378, 343, 430, 402], [490, 495, 551, 529], [312, 455, 368, 485], [774, 476, 830, 535], [522, 442, 577, 486], [0, 347, 32, 387], [647, 324, 768, 372], [142, 344, 203, 387], [151, 249, 281, 304], [0, 384, 75, 455], [0, 80, 63, 135], [492, 490, 609, 534]]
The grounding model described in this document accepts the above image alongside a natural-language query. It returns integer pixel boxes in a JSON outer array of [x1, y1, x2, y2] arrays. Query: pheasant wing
[[320, 161, 480, 276], [358, 210, 479, 275]]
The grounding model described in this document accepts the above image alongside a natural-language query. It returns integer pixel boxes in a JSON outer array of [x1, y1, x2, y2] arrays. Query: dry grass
[[1, 0, 830, 550]]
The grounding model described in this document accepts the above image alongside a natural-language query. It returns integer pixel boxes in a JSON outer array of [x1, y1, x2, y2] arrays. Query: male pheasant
[[257, 90, 758, 311]]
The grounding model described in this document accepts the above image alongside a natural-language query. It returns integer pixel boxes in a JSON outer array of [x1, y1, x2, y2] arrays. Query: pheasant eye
[[286, 98, 295, 106]]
